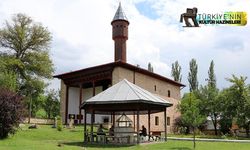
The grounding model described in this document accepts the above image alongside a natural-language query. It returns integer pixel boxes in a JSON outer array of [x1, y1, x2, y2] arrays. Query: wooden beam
[[65, 86, 69, 125], [79, 84, 83, 124], [84, 110, 87, 143], [133, 70, 135, 84], [137, 109, 140, 144], [148, 109, 151, 141], [90, 110, 94, 143], [164, 107, 167, 142], [92, 81, 95, 96], [112, 112, 115, 127], [133, 111, 135, 131]]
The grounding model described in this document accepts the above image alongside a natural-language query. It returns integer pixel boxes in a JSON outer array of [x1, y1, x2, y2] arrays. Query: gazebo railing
[[84, 131, 139, 144]]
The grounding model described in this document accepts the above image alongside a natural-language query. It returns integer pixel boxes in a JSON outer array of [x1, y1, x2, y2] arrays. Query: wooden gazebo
[[81, 79, 173, 144]]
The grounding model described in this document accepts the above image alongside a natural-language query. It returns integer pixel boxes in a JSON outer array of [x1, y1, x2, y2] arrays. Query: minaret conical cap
[[112, 2, 129, 23]]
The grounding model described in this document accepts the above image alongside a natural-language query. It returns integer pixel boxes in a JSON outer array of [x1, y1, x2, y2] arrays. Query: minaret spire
[[112, 2, 128, 22], [111, 3, 129, 63]]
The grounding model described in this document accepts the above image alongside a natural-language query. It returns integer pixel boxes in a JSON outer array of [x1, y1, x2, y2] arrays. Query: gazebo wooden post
[[164, 107, 167, 142], [148, 109, 151, 141], [79, 84, 83, 124], [84, 109, 87, 143], [133, 111, 135, 130], [137, 109, 140, 144], [90, 110, 95, 143], [112, 112, 115, 127], [110, 112, 112, 125]]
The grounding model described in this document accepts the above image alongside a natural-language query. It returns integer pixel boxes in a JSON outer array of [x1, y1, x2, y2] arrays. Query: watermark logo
[[180, 7, 199, 27], [180, 8, 247, 27]]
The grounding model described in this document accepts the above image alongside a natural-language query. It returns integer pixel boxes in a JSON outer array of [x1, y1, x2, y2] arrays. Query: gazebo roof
[[81, 79, 172, 112]]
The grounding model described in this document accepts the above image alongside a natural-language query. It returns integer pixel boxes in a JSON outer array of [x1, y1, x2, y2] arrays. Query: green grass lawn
[[0, 124, 250, 150]]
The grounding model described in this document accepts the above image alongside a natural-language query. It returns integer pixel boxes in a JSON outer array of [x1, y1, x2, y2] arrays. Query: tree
[[188, 59, 198, 92], [0, 69, 17, 92], [0, 88, 24, 139], [217, 88, 237, 135], [0, 13, 54, 118], [43, 90, 60, 119], [226, 75, 250, 137], [179, 93, 206, 149], [0, 55, 17, 91], [198, 60, 220, 135], [171, 61, 182, 82], [148, 62, 154, 72]]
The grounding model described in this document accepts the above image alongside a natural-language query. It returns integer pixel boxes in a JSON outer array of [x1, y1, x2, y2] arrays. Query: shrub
[[0, 88, 24, 139], [57, 117, 63, 131]]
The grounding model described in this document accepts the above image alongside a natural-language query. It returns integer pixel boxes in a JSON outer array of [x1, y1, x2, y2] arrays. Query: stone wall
[[112, 66, 181, 133], [112, 67, 181, 99], [23, 118, 54, 125]]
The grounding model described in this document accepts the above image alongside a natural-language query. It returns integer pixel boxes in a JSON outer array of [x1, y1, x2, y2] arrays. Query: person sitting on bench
[[97, 124, 106, 143], [109, 125, 114, 136], [139, 125, 147, 137], [97, 124, 105, 135]]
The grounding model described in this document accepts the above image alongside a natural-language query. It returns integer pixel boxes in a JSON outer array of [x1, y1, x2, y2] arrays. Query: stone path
[[168, 137, 250, 143]]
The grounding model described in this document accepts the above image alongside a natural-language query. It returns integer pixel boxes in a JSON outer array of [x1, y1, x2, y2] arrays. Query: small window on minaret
[[168, 90, 171, 97], [154, 85, 157, 91]]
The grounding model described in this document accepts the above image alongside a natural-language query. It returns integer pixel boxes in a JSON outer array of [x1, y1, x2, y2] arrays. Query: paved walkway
[[168, 137, 250, 143]]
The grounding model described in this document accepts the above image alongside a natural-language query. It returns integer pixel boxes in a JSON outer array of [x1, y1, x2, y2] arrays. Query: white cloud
[[0, 0, 249, 93]]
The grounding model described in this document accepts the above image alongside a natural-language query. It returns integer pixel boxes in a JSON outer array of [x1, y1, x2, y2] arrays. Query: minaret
[[111, 3, 129, 63]]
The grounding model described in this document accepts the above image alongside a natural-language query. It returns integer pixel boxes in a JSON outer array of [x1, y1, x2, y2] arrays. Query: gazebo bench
[[150, 131, 162, 141]]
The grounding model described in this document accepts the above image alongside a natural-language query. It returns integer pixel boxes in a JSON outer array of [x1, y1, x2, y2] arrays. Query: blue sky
[[0, 0, 249, 93], [136, 1, 159, 20]]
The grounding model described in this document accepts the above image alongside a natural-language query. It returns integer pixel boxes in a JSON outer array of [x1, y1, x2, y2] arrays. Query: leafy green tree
[[198, 60, 220, 135], [226, 75, 250, 137], [43, 90, 60, 119], [217, 88, 236, 134], [171, 60, 182, 82], [188, 59, 198, 92], [179, 93, 206, 149], [0, 70, 17, 92], [0, 55, 17, 91], [0, 13, 54, 118]]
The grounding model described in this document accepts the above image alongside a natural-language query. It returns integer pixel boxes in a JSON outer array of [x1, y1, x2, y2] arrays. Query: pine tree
[[171, 61, 182, 82]]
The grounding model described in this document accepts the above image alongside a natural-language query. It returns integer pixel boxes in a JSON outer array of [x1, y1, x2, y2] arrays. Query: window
[[155, 116, 159, 125], [103, 117, 109, 123], [77, 114, 83, 120], [154, 85, 157, 91], [167, 117, 170, 126], [168, 90, 171, 97]]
